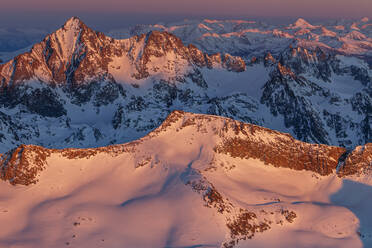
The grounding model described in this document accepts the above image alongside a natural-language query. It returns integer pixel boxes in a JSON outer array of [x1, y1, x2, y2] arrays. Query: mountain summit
[[288, 18, 317, 29], [0, 17, 245, 87]]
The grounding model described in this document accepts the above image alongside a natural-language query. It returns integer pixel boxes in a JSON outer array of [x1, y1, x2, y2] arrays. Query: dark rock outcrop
[[0, 145, 51, 185], [338, 143, 372, 176]]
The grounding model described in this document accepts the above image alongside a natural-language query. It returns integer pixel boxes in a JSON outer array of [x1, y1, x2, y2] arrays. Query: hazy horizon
[[0, 0, 370, 31]]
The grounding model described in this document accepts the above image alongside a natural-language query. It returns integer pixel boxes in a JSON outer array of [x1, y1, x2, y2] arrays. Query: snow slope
[[0, 111, 371, 248]]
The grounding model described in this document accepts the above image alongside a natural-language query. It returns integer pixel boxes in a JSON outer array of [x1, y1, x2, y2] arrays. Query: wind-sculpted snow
[[0, 111, 372, 247]]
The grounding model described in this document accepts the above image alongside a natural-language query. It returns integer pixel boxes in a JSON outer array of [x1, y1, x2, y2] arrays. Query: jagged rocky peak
[[137, 30, 191, 76], [222, 53, 246, 72], [36, 16, 97, 60], [276, 44, 333, 79], [0, 16, 112, 86], [285, 45, 328, 63], [0, 17, 247, 86], [140, 30, 245, 73], [144, 30, 184, 53], [61, 16, 85, 32], [276, 62, 296, 79], [49, 16, 98, 55], [264, 52, 276, 66], [289, 18, 317, 29]]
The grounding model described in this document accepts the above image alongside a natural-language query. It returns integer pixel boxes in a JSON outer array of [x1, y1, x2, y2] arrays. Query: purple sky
[[0, 0, 370, 30]]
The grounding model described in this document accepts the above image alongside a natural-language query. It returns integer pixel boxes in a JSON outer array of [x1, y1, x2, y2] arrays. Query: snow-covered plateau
[[0, 111, 372, 248]]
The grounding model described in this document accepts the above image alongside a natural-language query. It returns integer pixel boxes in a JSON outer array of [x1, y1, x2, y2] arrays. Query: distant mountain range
[[107, 17, 372, 62]]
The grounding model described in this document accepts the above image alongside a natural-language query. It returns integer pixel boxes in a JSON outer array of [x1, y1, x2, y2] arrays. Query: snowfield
[[0, 111, 371, 248]]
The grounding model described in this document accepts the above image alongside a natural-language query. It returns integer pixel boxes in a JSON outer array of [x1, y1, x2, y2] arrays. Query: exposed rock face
[[0, 145, 50, 185], [222, 54, 246, 72], [264, 53, 276, 67], [279, 46, 333, 81], [0, 18, 245, 87], [215, 136, 346, 176], [0, 17, 118, 86], [194, 114, 346, 176], [261, 67, 330, 145], [338, 143, 372, 176]]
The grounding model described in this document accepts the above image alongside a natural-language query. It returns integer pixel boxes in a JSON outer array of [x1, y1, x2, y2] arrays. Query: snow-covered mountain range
[[108, 17, 372, 61], [0, 111, 371, 248], [0, 16, 371, 248], [0, 17, 370, 152]]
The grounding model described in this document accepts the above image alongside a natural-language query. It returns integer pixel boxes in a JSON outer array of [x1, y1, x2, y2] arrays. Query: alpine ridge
[[0, 111, 371, 248], [0, 111, 370, 186]]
